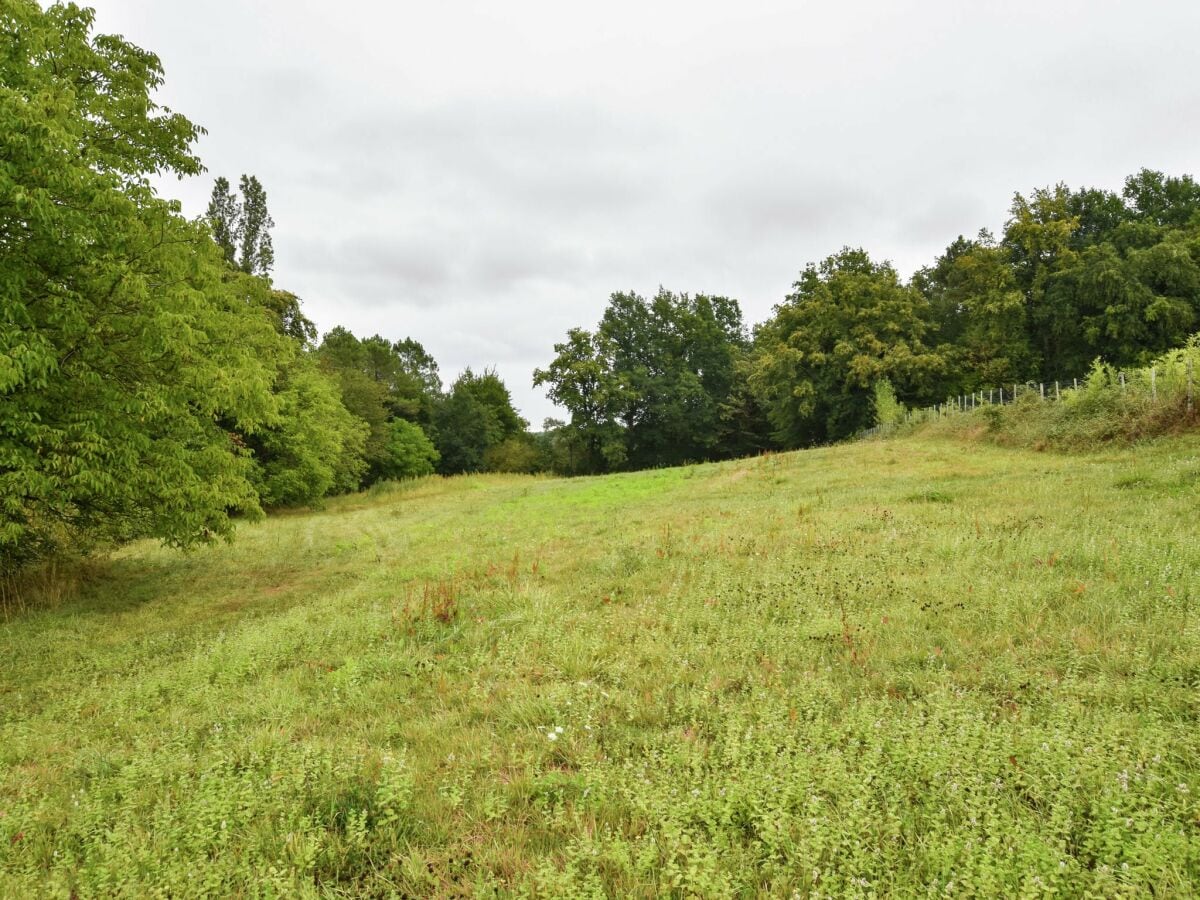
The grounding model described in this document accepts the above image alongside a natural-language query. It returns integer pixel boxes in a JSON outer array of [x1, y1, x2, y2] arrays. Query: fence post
[[1189, 356, 1195, 413], [1055, 380, 1060, 400], [1074, 377, 1078, 390], [1119, 372, 1126, 390], [1040, 383, 1045, 399], [1013, 384, 1018, 401], [1151, 366, 1157, 402]]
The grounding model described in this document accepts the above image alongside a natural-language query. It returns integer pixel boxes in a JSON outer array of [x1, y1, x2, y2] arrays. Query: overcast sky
[[90, 0, 1199, 424]]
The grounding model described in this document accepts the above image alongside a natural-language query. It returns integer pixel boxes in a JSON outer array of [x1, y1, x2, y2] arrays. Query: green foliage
[[0, 2, 295, 569], [379, 419, 438, 480], [205, 176, 239, 266], [433, 368, 526, 475], [750, 248, 946, 445], [533, 328, 628, 473], [316, 328, 444, 484], [535, 290, 760, 472], [249, 358, 369, 507], [936, 337, 1200, 449], [236, 174, 274, 276], [205, 174, 275, 276], [483, 435, 543, 474], [916, 230, 1033, 391], [264, 289, 317, 346], [871, 377, 904, 428], [1004, 173, 1200, 381]]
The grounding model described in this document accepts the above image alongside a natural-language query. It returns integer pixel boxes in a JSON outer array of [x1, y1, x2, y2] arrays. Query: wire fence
[[859, 350, 1197, 440]]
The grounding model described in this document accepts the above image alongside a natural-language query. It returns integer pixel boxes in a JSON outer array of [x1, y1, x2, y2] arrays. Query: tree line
[[537, 171, 1200, 469], [4, 2, 1199, 575]]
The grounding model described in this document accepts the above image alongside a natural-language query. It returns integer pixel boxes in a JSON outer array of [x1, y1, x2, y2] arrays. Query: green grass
[[2, 433, 1199, 896]]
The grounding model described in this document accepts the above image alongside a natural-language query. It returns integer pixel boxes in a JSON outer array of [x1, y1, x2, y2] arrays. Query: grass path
[[2, 434, 1199, 896]]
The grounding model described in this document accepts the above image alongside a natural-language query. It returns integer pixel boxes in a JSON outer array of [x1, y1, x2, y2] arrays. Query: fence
[[859, 349, 1197, 440]]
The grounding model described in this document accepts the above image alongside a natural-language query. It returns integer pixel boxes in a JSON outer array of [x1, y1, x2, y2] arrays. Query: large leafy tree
[[533, 328, 628, 473], [1, 1, 294, 567], [248, 356, 368, 506], [433, 368, 526, 474], [915, 231, 1034, 391], [1003, 173, 1200, 379], [315, 327, 443, 483], [534, 290, 758, 472], [749, 249, 945, 445], [378, 418, 439, 480], [1003, 185, 1085, 380], [598, 289, 746, 468]]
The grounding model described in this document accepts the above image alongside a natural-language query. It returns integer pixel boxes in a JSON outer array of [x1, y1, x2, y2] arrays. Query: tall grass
[[926, 337, 1200, 449]]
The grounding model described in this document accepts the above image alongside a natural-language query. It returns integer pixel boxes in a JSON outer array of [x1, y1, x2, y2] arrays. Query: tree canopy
[[1, 1, 292, 567]]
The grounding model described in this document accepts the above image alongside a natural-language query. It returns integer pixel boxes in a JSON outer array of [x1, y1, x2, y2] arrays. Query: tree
[[915, 231, 1034, 391], [749, 249, 945, 445], [1002, 174, 1200, 379], [1003, 186, 1082, 381], [379, 419, 439, 480], [1123, 169, 1200, 228], [433, 368, 526, 474], [206, 176, 240, 265], [204, 174, 275, 276], [1, 1, 292, 569], [597, 289, 746, 468], [432, 389, 493, 474], [483, 436, 543, 473], [534, 290, 757, 472], [533, 328, 627, 472], [314, 328, 447, 483], [265, 289, 317, 346], [248, 357, 368, 506], [237, 175, 275, 276]]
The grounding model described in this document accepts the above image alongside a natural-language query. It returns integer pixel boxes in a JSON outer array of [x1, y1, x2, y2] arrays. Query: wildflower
[[547, 732, 558, 742]]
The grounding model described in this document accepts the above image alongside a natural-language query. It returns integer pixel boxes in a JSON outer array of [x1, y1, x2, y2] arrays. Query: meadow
[[1, 431, 1198, 897]]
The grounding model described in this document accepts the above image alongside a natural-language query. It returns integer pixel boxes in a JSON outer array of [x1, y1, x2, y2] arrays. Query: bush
[[483, 437, 544, 474], [872, 378, 906, 428], [379, 420, 439, 480]]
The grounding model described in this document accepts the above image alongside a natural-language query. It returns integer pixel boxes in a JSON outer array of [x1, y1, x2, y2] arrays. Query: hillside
[[2, 433, 1199, 896]]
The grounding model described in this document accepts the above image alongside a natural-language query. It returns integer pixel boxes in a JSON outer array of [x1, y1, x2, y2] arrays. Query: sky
[[89, 0, 1200, 425]]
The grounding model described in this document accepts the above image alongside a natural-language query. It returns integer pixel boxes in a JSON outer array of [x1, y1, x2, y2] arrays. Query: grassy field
[[2, 432, 1199, 897]]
